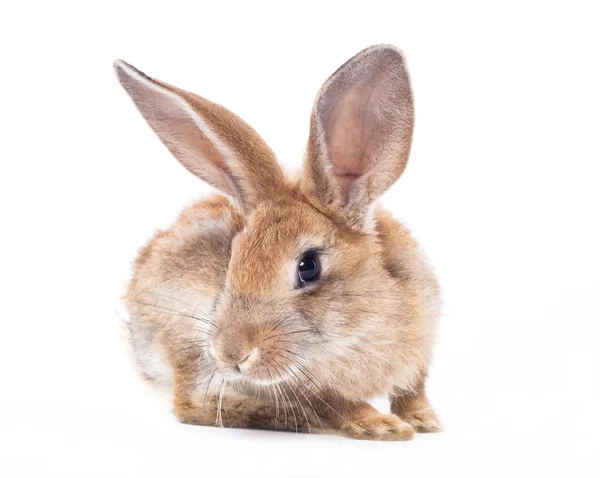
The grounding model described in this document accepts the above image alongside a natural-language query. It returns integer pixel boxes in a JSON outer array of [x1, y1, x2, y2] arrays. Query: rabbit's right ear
[[114, 60, 285, 214], [301, 45, 414, 229]]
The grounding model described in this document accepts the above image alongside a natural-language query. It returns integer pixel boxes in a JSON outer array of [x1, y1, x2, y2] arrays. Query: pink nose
[[210, 340, 259, 372], [235, 348, 259, 372]]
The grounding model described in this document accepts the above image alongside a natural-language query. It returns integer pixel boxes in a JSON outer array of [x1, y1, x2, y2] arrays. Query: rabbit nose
[[222, 348, 249, 366], [210, 339, 259, 371], [236, 347, 259, 372]]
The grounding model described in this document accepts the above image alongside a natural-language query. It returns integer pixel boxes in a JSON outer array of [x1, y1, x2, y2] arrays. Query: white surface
[[1, 1, 599, 477]]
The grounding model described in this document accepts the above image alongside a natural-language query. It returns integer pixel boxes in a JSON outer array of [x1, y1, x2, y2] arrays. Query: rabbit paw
[[401, 407, 442, 433], [342, 413, 415, 441]]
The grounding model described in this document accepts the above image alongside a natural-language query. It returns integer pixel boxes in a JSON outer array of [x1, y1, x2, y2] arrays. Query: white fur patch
[[130, 287, 217, 384], [138, 340, 174, 384]]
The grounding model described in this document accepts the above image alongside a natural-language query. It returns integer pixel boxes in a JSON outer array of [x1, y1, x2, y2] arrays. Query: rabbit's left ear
[[302, 45, 414, 228], [114, 60, 285, 214]]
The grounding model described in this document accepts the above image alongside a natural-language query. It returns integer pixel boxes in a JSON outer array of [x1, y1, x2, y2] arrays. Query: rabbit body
[[117, 45, 441, 440]]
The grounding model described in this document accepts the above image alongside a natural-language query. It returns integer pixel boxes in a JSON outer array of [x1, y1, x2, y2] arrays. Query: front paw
[[342, 414, 415, 441], [400, 407, 442, 433]]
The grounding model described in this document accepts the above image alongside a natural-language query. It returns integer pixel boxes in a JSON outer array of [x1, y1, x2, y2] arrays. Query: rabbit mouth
[[206, 340, 315, 388]]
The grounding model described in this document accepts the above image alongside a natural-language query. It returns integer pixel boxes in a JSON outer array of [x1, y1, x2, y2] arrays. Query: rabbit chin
[[212, 368, 285, 388]]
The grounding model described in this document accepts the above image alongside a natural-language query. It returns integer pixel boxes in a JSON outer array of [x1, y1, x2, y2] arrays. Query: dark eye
[[298, 254, 320, 284]]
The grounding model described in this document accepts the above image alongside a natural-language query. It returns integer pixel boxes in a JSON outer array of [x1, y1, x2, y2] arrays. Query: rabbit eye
[[298, 254, 320, 284]]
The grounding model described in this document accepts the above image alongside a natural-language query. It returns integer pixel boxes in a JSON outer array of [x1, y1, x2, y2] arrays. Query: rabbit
[[115, 44, 441, 441]]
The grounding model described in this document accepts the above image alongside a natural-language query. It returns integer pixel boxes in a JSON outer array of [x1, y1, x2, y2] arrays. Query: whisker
[[338, 293, 404, 302], [270, 352, 348, 425], [216, 378, 226, 427], [144, 291, 219, 318], [137, 343, 202, 368], [265, 369, 280, 421], [276, 351, 329, 395], [284, 370, 312, 435], [135, 301, 218, 330], [269, 316, 294, 333], [273, 350, 328, 396], [285, 366, 325, 434], [269, 359, 298, 433], [138, 291, 221, 327], [268, 368, 288, 426], [160, 379, 174, 397], [202, 370, 217, 415], [263, 328, 315, 342], [271, 357, 314, 434]]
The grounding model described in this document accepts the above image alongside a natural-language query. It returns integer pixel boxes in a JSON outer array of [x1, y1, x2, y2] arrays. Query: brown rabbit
[[115, 44, 441, 440]]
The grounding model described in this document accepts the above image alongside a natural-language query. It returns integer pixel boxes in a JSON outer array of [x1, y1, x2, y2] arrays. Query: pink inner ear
[[325, 81, 380, 191], [308, 46, 414, 218]]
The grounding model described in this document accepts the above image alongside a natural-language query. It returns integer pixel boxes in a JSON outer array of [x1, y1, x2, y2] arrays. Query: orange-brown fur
[[117, 45, 441, 440]]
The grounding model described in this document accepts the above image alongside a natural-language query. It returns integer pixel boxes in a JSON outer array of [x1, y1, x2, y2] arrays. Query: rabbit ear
[[302, 45, 414, 228], [114, 60, 285, 213]]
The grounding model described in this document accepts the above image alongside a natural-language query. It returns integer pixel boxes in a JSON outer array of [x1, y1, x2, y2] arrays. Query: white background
[[1, 1, 599, 477]]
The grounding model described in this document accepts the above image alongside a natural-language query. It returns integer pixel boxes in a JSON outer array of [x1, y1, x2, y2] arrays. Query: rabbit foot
[[175, 391, 312, 432], [400, 407, 442, 433], [341, 413, 415, 441], [390, 383, 442, 434]]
